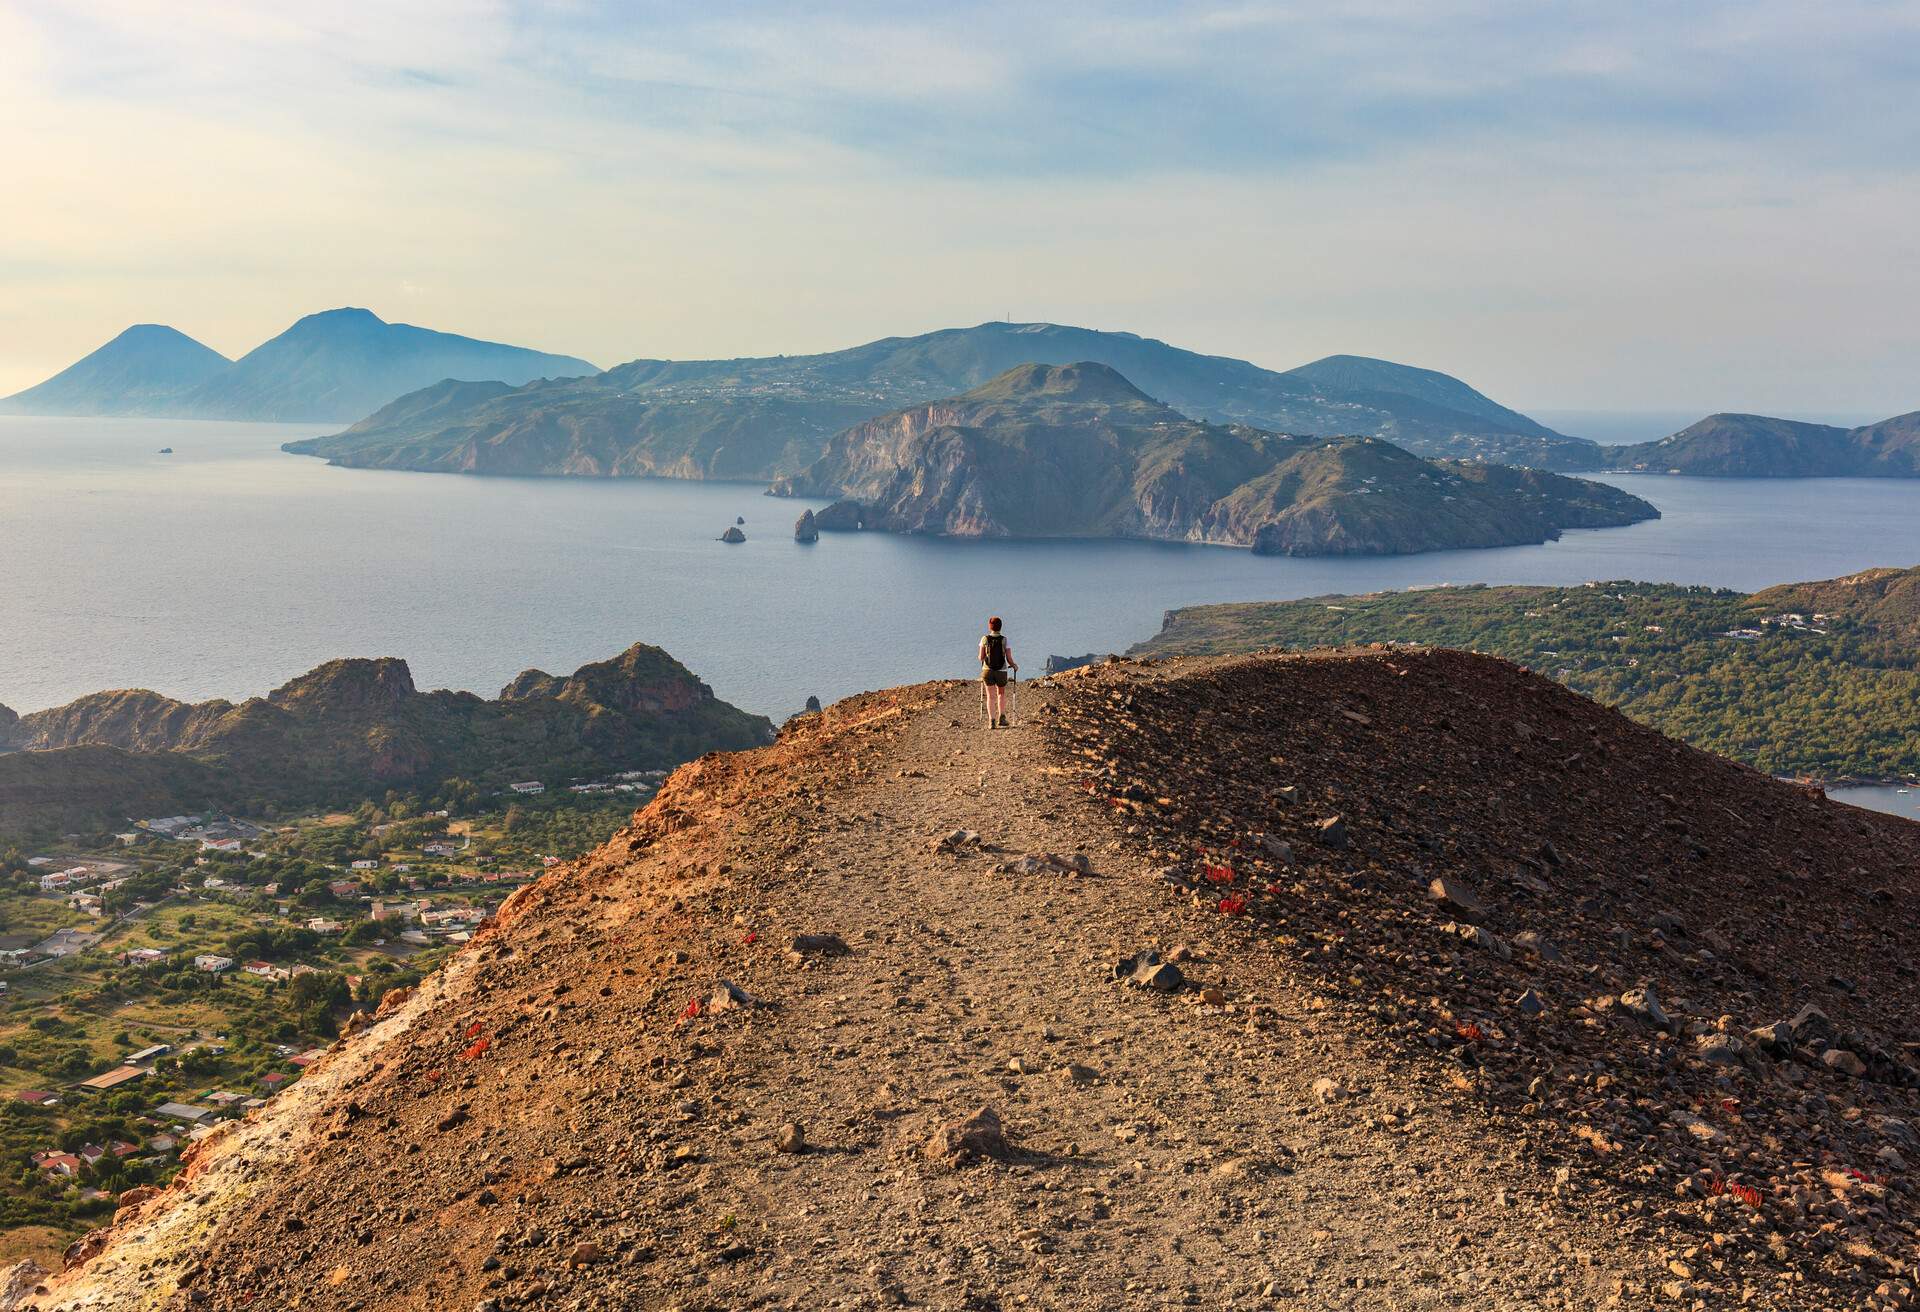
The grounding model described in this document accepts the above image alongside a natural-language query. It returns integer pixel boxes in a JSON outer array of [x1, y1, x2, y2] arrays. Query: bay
[[5, 417, 1920, 797]]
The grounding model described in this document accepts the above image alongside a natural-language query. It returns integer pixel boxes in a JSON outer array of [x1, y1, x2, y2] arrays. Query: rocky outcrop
[[771, 362, 1654, 556], [811, 499, 869, 531], [2, 643, 773, 835], [267, 657, 417, 715], [793, 508, 819, 542], [720, 525, 746, 543]]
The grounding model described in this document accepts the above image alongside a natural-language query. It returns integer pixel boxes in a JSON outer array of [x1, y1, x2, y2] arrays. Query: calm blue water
[[5, 416, 1920, 808]]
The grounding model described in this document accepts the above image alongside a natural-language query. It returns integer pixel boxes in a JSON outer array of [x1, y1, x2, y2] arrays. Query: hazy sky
[[3, 1, 1917, 412]]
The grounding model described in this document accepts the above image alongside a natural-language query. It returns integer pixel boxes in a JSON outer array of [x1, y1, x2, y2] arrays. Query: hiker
[[979, 616, 1017, 728]]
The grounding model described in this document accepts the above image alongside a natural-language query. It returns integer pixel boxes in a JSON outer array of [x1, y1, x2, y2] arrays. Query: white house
[[193, 954, 234, 973], [509, 781, 545, 795]]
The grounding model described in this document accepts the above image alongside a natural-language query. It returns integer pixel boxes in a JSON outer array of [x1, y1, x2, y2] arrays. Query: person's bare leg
[[983, 682, 993, 727]]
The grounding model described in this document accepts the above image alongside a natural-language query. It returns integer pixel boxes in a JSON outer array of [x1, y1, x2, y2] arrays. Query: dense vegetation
[[1133, 568, 1920, 780]]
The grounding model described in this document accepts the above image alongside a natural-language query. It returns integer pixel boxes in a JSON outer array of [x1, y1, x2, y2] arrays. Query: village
[[0, 769, 661, 1260]]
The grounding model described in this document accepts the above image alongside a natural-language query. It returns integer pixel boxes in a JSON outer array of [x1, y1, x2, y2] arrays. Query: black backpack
[[983, 633, 1007, 671]]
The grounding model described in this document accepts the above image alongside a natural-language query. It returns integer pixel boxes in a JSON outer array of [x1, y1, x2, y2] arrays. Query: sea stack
[[720, 526, 746, 544], [794, 509, 819, 543]]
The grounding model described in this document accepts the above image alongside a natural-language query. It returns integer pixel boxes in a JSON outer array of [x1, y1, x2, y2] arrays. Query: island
[[1581, 411, 1920, 477], [278, 319, 1601, 479], [767, 362, 1656, 556], [0, 308, 597, 423]]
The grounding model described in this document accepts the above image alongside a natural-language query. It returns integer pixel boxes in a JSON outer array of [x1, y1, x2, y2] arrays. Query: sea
[[4, 415, 1918, 817]]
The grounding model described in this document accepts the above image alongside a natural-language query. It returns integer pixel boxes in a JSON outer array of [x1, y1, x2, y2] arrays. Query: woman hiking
[[979, 616, 1017, 728]]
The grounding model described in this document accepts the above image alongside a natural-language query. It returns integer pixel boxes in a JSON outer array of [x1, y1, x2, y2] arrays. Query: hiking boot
[[997, 715, 1009, 728]]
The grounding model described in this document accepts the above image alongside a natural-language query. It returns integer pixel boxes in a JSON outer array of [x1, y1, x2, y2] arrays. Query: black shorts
[[982, 668, 1009, 687]]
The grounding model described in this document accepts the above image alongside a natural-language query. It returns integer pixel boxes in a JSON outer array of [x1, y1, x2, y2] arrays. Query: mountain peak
[[962, 360, 1157, 406], [302, 306, 384, 324], [0, 323, 231, 417], [279, 307, 389, 338], [267, 657, 418, 715]]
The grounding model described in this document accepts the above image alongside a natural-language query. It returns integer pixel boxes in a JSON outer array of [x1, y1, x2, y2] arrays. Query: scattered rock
[[1650, 910, 1689, 940], [115, 1184, 161, 1212], [789, 933, 850, 957], [1619, 985, 1671, 1030], [1448, 922, 1510, 959], [1789, 1003, 1838, 1046], [1114, 950, 1183, 992], [706, 980, 764, 1013], [60, 1229, 109, 1272], [1311, 1076, 1344, 1104], [566, 1242, 605, 1267], [1695, 1033, 1744, 1066], [1824, 1048, 1868, 1077], [924, 1106, 1011, 1167], [1428, 875, 1486, 920], [931, 829, 981, 853], [1259, 833, 1294, 864], [1003, 850, 1093, 877], [1670, 1110, 1721, 1142], [1315, 815, 1348, 849], [1512, 930, 1561, 961], [1748, 1020, 1795, 1057], [1514, 988, 1546, 1017], [775, 1122, 807, 1154]]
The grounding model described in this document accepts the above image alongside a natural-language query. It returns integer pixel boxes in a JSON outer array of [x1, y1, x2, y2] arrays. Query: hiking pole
[[1008, 669, 1018, 726]]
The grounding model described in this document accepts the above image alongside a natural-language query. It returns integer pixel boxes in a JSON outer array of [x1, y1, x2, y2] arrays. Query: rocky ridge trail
[[16, 652, 1918, 1311]]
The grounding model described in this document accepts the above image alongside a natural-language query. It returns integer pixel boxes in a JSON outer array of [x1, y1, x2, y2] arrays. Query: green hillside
[[1132, 567, 1920, 780]]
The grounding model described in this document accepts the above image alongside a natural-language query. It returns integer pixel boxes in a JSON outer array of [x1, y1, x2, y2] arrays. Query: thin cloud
[[1, 1, 1918, 413]]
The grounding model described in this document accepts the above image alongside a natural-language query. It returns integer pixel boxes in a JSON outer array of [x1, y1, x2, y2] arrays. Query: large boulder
[[719, 525, 746, 544]]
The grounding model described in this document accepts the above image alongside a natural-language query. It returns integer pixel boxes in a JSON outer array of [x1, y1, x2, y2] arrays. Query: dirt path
[[33, 675, 1656, 1312], [654, 678, 1635, 1310]]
